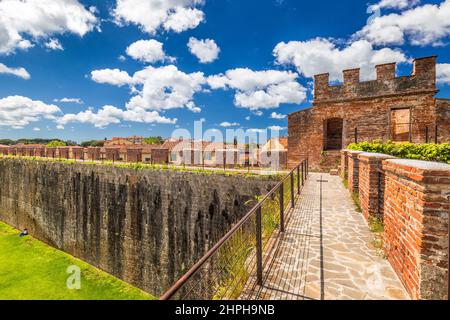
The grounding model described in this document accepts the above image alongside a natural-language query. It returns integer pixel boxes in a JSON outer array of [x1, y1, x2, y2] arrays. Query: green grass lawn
[[0, 221, 156, 300]]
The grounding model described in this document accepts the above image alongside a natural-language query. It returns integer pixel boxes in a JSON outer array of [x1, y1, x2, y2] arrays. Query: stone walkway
[[241, 173, 409, 300]]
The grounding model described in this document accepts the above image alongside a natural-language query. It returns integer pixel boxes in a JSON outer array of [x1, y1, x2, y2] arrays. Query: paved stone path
[[242, 173, 409, 300]]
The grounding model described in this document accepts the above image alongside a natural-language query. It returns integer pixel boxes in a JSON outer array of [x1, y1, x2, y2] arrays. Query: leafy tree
[[46, 140, 67, 148], [81, 140, 105, 147], [143, 136, 164, 145], [0, 139, 15, 145]]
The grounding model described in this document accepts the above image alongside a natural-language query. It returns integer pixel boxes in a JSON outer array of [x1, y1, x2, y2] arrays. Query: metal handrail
[[160, 158, 309, 300]]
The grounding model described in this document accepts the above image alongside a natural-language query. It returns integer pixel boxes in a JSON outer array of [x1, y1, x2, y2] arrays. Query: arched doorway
[[324, 118, 344, 151]]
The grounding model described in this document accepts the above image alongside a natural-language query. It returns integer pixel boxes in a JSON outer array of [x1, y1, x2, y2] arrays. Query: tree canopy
[[46, 140, 67, 148], [80, 140, 105, 147], [143, 136, 164, 145]]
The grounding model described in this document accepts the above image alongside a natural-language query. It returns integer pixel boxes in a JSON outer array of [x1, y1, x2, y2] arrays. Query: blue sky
[[0, 0, 449, 143]]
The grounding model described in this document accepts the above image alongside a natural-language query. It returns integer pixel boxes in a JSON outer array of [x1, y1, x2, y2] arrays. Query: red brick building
[[288, 56, 450, 171]]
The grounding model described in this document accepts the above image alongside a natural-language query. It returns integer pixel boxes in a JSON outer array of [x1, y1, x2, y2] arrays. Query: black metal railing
[[160, 159, 309, 300]]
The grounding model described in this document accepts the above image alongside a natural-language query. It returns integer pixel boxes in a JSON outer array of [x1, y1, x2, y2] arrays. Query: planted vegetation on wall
[[347, 141, 450, 164]]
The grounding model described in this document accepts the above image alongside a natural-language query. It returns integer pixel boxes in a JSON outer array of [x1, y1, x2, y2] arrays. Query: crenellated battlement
[[314, 56, 437, 103]]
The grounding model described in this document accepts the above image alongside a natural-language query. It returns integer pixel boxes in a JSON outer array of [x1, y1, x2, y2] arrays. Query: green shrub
[[46, 140, 67, 147], [347, 141, 450, 164]]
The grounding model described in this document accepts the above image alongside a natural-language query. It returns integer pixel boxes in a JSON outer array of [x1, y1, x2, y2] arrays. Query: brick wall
[[87, 147, 101, 160], [126, 148, 142, 163], [340, 149, 349, 180], [437, 99, 450, 143], [382, 159, 449, 300], [347, 150, 363, 194], [58, 147, 70, 159], [358, 153, 396, 220], [71, 147, 85, 160], [341, 153, 450, 299], [105, 148, 120, 161], [288, 56, 447, 171], [152, 148, 169, 164]]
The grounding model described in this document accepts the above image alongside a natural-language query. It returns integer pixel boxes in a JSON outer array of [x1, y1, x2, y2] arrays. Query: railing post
[[306, 158, 309, 178], [297, 165, 301, 195], [301, 161, 304, 187], [290, 172, 295, 208], [280, 183, 284, 233], [256, 207, 263, 285]]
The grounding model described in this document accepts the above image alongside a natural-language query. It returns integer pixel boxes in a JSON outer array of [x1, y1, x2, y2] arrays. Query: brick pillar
[[347, 150, 363, 194], [340, 149, 349, 180], [35, 147, 45, 157], [382, 159, 450, 300], [126, 148, 142, 163], [71, 147, 85, 160], [45, 147, 56, 158], [152, 148, 169, 164], [58, 147, 70, 159], [87, 147, 101, 161], [105, 148, 120, 161], [358, 153, 396, 220]]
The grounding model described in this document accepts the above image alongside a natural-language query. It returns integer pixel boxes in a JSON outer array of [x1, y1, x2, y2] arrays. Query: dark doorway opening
[[324, 118, 343, 151]]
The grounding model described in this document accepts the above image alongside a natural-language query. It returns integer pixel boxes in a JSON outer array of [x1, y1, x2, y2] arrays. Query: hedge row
[[347, 141, 450, 164]]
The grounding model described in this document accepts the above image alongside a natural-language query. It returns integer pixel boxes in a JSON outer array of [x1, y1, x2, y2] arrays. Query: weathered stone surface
[[0, 158, 278, 297]]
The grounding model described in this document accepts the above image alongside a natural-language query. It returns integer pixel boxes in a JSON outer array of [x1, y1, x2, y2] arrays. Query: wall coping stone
[[347, 150, 364, 155], [385, 159, 450, 172], [358, 152, 397, 159]]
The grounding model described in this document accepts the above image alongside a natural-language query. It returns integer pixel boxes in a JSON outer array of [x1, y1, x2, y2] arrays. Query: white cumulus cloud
[[113, 0, 205, 34], [437, 63, 450, 85], [188, 37, 220, 63], [268, 125, 286, 131], [220, 122, 240, 127], [0, 63, 30, 79], [357, 0, 450, 46], [126, 39, 174, 63], [270, 112, 286, 119], [91, 65, 206, 112], [274, 38, 407, 81], [57, 105, 177, 129], [53, 97, 83, 104], [368, 0, 420, 12], [0, 95, 61, 128], [45, 38, 63, 51], [91, 68, 134, 87], [0, 0, 98, 54], [207, 68, 306, 110]]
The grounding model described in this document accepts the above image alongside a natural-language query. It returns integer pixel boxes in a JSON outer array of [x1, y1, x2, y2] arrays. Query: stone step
[[330, 169, 339, 176]]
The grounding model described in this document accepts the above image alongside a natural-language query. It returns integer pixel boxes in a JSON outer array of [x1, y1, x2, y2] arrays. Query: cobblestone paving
[[241, 173, 409, 300]]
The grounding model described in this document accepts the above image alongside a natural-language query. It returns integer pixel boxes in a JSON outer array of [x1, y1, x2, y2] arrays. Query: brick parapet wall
[[340, 149, 349, 180], [382, 159, 450, 300], [347, 150, 363, 194], [358, 153, 396, 220]]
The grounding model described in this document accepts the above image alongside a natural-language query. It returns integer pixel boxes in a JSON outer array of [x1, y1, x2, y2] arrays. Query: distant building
[[260, 137, 288, 169], [105, 136, 144, 146], [288, 56, 450, 171]]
